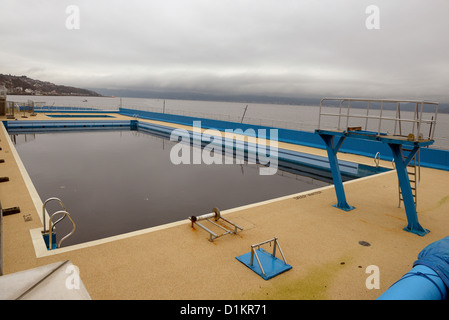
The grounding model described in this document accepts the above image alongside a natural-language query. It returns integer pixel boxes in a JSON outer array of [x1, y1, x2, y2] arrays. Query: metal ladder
[[42, 197, 76, 250], [398, 148, 420, 209]]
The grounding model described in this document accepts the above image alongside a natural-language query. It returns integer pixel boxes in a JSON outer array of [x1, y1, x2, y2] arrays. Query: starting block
[[190, 208, 243, 242], [236, 237, 292, 280]]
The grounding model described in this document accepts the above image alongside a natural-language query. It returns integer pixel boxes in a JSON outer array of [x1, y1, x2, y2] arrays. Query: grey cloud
[[1, 0, 448, 102]]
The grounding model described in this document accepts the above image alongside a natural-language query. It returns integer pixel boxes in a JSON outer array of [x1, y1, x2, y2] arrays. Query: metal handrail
[[374, 152, 380, 168], [48, 210, 76, 250], [318, 98, 439, 141], [42, 197, 67, 234]]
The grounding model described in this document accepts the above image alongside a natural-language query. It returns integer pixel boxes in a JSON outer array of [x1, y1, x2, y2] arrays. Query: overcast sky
[[1, 0, 448, 102]]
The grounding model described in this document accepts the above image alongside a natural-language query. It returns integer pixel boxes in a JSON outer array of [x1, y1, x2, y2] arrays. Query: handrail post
[[418, 101, 424, 139], [346, 100, 351, 130], [365, 101, 371, 130], [394, 102, 400, 136], [377, 101, 384, 135], [431, 103, 439, 140], [318, 99, 323, 130], [337, 99, 343, 130], [413, 102, 418, 137]]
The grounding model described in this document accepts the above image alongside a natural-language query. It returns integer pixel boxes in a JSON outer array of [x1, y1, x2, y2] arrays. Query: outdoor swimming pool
[[7, 116, 391, 247], [10, 126, 337, 246]]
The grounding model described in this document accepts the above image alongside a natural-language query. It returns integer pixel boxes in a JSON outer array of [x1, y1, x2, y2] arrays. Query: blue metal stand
[[236, 248, 292, 280], [319, 133, 355, 211], [388, 143, 429, 236], [235, 238, 292, 280]]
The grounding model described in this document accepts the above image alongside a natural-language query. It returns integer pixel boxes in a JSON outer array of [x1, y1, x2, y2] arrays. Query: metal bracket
[[190, 208, 243, 242]]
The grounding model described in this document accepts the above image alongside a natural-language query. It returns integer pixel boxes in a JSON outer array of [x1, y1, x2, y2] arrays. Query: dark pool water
[[12, 130, 329, 246]]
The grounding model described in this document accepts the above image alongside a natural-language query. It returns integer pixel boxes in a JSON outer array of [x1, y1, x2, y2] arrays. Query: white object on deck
[[0, 260, 91, 300]]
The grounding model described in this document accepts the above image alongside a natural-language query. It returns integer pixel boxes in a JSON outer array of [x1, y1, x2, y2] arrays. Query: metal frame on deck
[[190, 208, 243, 242], [249, 237, 288, 278]]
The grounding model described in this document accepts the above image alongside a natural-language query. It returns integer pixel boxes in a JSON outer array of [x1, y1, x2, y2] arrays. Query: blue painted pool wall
[[3, 120, 130, 129], [119, 108, 449, 171], [34, 109, 120, 113]]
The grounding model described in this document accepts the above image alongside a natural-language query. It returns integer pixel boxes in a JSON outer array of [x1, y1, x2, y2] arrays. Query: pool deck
[[1, 112, 449, 300]]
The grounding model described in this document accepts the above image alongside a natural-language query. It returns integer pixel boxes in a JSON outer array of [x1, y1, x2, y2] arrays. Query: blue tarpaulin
[[413, 236, 449, 291], [378, 236, 449, 300]]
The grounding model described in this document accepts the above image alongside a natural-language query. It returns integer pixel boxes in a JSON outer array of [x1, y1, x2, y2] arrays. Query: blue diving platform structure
[[315, 98, 439, 236]]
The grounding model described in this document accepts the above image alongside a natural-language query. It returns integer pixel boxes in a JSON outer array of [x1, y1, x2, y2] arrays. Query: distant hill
[[92, 87, 449, 112], [0, 74, 102, 97], [91, 87, 323, 106]]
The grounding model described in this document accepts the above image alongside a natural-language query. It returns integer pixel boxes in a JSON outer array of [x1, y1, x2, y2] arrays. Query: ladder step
[[399, 189, 417, 195], [399, 147, 420, 207]]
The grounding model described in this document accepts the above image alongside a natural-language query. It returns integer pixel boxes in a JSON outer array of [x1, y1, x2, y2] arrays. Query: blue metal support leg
[[389, 143, 429, 236], [319, 133, 355, 211]]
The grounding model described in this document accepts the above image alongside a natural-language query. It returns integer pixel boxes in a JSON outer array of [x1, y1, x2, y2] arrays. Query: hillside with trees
[[0, 74, 101, 97]]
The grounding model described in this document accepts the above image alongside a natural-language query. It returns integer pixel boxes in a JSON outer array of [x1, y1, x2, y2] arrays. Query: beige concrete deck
[[1, 111, 448, 300]]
